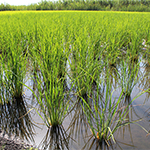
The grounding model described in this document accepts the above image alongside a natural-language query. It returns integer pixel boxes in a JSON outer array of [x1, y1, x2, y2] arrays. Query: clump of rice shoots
[[118, 55, 140, 97], [31, 47, 74, 128], [80, 74, 142, 145], [1, 36, 27, 101], [70, 39, 104, 99]]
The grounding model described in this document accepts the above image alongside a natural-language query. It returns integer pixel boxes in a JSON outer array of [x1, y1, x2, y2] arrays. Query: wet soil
[[0, 137, 31, 150], [0, 130, 37, 150]]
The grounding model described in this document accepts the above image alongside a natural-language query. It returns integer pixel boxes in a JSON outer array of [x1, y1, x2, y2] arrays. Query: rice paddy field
[[0, 11, 150, 150]]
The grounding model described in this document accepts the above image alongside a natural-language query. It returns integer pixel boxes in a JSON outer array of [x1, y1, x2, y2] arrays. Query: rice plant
[[69, 39, 104, 99], [80, 73, 148, 145], [28, 44, 75, 128], [1, 41, 27, 102], [118, 54, 140, 97]]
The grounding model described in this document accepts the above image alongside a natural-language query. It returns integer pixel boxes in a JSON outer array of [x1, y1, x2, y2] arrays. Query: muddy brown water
[[0, 59, 150, 150]]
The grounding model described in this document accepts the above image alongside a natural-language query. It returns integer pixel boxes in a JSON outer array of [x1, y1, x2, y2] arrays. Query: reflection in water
[[119, 58, 140, 97], [39, 125, 70, 150], [115, 95, 134, 146], [82, 134, 135, 150], [138, 61, 150, 103], [115, 94, 150, 149], [82, 137, 111, 150], [68, 100, 90, 144], [0, 96, 35, 142]]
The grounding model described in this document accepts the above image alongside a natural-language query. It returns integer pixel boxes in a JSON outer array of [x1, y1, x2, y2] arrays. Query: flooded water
[[0, 55, 150, 150], [21, 89, 150, 150]]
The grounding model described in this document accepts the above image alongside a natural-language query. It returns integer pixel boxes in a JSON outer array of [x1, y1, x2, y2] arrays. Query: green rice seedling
[[69, 53, 89, 98], [103, 36, 121, 67], [34, 27, 67, 81], [29, 46, 75, 128], [80, 73, 148, 145], [118, 54, 140, 97], [1, 46, 27, 100], [69, 37, 104, 99], [0, 18, 28, 101], [129, 35, 141, 62], [80, 76, 122, 144], [33, 72, 64, 127], [32, 71, 74, 128]]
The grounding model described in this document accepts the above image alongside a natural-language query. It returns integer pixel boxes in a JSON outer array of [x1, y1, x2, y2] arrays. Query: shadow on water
[[68, 100, 90, 144], [0, 96, 35, 142], [138, 61, 150, 103], [81, 136, 136, 150], [39, 125, 70, 150], [82, 137, 111, 150]]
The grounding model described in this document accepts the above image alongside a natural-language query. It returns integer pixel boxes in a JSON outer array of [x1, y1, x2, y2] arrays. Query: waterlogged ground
[[0, 60, 150, 150], [6, 59, 148, 150], [0, 11, 150, 150]]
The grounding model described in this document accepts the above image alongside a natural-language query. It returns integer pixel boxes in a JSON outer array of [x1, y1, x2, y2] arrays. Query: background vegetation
[[0, 0, 150, 12]]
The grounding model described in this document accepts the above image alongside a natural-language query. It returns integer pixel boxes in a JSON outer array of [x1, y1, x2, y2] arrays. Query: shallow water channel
[[0, 57, 150, 150]]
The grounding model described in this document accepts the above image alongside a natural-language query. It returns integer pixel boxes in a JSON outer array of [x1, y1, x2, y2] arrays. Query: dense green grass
[[0, 11, 150, 147]]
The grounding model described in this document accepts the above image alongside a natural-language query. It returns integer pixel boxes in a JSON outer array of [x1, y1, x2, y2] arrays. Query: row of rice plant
[[0, 28, 28, 101], [0, 11, 150, 148]]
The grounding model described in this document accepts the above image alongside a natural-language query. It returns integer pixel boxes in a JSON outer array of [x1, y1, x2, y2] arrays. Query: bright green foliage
[[80, 74, 148, 144], [80, 76, 126, 143], [0, 11, 149, 144], [0, 20, 28, 102], [118, 54, 140, 97], [31, 47, 74, 127]]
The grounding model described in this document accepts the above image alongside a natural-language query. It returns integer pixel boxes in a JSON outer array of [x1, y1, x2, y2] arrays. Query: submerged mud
[[0, 134, 36, 150]]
